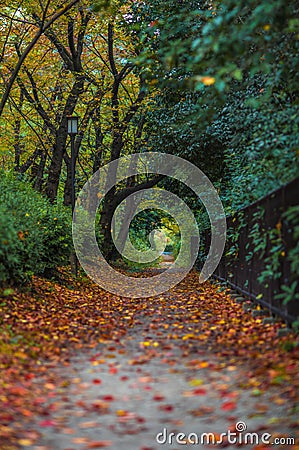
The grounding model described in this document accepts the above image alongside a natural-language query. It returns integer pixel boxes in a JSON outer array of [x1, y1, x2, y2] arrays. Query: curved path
[[2, 272, 298, 450]]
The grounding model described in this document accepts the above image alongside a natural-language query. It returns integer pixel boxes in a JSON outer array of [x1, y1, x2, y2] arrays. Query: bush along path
[[0, 270, 298, 450]]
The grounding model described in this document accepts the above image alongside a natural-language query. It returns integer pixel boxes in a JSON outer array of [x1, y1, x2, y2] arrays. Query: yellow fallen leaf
[[18, 439, 34, 446], [198, 361, 209, 368], [189, 379, 204, 387]]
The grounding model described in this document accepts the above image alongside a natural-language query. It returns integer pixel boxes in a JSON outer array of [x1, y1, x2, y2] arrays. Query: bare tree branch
[[17, 77, 57, 136], [7, 95, 53, 158], [113, 175, 165, 207]]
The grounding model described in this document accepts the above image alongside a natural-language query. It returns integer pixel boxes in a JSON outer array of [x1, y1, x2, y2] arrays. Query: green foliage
[[0, 203, 24, 284], [130, 0, 298, 94], [274, 205, 299, 310], [126, 0, 298, 219], [143, 91, 225, 181], [217, 84, 299, 210], [0, 171, 72, 285], [275, 282, 299, 306], [121, 255, 161, 271], [283, 206, 299, 278], [91, 0, 119, 13]]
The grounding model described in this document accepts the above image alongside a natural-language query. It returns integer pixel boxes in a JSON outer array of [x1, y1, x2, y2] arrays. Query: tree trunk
[[98, 192, 118, 261], [115, 194, 140, 255], [34, 151, 47, 192], [92, 114, 104, 173], [13, 117, 22, 170], [63, 153, 72, 206], [46, 125, 68, 201]]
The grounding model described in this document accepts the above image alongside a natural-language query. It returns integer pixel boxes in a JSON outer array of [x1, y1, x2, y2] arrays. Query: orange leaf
[[86, 441, 112, 448], [221, 401, 237, 411]]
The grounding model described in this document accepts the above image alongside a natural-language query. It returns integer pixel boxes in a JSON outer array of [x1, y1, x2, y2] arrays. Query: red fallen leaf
[[24, 373, 35, 380], [193, 388, 207, 395], [102, 395, 114, 401], [91, 400, 109, 411], [21, 409, 33, 417], [120, 376, 128, 381], [39, 419, 56, 427], [109, 367, 118, 374], [159, 404, 173, 412], [33, 397, 46, 405], [221, 401, 237, 411], [220, 391, 238, 398], [93, 379, 102, 384], [136, 416, 146, 423], [153, 394, 165, 401], [90, 353, 102, 361], [86, 440, 112, 448], [0, 413, 14, 422], [10, 386, 28, 396]]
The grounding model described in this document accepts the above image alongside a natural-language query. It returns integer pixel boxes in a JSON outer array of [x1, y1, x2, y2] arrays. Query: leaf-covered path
[[1, 271, 298, 449]]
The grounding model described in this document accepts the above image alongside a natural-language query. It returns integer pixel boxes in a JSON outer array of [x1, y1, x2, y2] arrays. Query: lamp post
[[67, 115, 79, 214], [67, 115, 79, 276]]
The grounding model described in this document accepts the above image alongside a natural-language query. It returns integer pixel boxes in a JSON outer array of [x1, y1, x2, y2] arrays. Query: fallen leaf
[[221, 401, 237, 411], [86, 440, 112, 448]]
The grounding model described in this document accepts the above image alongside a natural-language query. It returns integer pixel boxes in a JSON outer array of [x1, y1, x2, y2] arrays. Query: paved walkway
[[7, 273, 299, 450]]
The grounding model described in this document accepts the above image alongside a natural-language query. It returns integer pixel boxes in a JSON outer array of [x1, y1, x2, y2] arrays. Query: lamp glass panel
[[67, 117, 78, 134]]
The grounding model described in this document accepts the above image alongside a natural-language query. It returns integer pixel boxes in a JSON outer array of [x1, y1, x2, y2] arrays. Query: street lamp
[[67, 115, 79, 276], [67, 115, 79, 214], [67, 115, 79, 136]]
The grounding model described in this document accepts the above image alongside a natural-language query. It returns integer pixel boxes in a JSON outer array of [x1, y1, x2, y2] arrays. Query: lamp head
[[67, 115, 79, 134]]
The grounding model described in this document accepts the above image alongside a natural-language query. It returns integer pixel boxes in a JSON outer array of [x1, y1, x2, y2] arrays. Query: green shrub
[[0, 203, 24, 283], [0, 171, 72, 285]]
